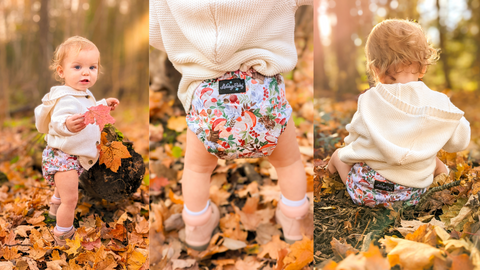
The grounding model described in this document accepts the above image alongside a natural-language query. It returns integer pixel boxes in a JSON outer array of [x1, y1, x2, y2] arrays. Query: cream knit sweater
[[149, 0, 312, 112], [338, 82, 470, 188], [35, 85, 107, 170]]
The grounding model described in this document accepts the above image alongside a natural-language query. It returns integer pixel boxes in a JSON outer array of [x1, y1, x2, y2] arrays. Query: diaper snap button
[[88, 160, 93, 165]]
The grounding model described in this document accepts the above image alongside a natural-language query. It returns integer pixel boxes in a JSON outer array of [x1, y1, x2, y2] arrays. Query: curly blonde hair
[[50, 36, 101, 82], [365, 19, 439, 84]]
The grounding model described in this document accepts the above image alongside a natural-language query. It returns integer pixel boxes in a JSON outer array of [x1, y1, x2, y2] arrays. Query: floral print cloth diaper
[[42, 146, 85, 186], [346, 162, 427, 208], [186, 69, 292, 159]]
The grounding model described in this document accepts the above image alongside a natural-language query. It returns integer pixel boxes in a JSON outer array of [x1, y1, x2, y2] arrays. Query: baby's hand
[[106, 98, 120, 111], [66, 114, 86, 133]]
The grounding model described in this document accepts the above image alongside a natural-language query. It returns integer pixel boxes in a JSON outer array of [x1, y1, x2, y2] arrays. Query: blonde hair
[[365, 19, 439, 84], [50, 36, 100, 82]]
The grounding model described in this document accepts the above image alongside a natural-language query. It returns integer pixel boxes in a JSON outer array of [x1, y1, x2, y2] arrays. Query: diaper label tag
[[219, 78, 246, 94], [374, 180, 395, 192]]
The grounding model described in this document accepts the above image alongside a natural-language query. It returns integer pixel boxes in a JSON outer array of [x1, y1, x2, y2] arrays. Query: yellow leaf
[[65, 235, 82, 255], [127, 248, 147, 270]]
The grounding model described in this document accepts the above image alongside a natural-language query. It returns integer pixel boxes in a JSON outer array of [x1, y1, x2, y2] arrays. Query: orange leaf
[[83, 104, 115, 131], [283, 236, 313, 270], [451, 254, 475, 270], [3, 247, 21, 260], [257, 235, 288, 260], [99, 141, 131, 173], [168, 189, 184, 205]]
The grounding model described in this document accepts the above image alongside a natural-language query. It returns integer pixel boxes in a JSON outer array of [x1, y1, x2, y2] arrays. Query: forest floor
[[148, 47, 315, 269], [0, 103, 150, 269], [314, 91, 480, 269]]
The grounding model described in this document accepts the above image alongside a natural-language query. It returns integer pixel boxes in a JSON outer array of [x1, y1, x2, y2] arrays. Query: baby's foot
[[275, 197, 310, 244], [53, 226, 76, 247], [48, 196, 61, 219], [182, 203, 220, 251]]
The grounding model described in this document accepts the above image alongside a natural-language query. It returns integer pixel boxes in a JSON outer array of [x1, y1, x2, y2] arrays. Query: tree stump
[[78, 126, 145, 202]]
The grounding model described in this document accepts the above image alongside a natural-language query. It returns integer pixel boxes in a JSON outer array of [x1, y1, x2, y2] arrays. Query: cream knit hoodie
[[338, 81, 470, 188], [149, 0, 312, 112], [35, 86, 107, 170]]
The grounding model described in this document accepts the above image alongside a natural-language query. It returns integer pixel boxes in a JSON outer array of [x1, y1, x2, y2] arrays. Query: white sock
[[281, 194, 307, 207], [52, 195, 60, 200], [55, 225, 73, 232], [184, 200, 210, 216]]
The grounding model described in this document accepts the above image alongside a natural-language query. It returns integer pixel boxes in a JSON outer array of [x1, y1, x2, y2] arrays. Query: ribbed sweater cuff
[[375, 85, 464, 121]]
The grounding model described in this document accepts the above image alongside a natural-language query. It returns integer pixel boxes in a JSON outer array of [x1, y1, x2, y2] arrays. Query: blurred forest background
[[0, 0, 149, 122], [315, 0, 480, 98], [314, 0, 480, 159]]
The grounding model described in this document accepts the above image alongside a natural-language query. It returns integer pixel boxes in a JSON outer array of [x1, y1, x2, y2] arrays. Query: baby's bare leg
[[182, 129, 218, 212], [434, 157, 448, 177], [327, 149, 352, 184], [54, 170, 79, 227], [268, 118, 306, 201]]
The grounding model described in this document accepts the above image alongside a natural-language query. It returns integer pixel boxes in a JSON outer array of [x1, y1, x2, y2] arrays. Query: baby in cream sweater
[[35, 36, 119, 245], [328, 19, 470, 207]]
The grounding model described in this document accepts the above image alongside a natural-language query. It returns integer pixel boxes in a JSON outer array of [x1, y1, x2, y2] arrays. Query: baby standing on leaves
[[150, 0, 313, 250], [328, 19, 471, 208], [35, 36, 120, 245]]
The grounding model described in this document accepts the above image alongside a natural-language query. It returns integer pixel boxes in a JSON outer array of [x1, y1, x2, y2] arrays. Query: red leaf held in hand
[[83, 104, 115, 131]]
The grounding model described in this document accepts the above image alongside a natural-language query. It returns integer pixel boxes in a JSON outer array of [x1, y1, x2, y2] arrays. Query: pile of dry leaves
[[0, 104, 150, 269]]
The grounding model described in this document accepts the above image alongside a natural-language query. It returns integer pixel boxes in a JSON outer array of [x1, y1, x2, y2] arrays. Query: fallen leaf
[[257, 235, 288, 260], [283, 236, 313, 270], [65, 235, 82, 255], [223, 237, 247, 250], [167, 116, 188, 132], [219, 213, 248, 241], [234, 256, 265, 270], [380, 236, 443, 269], [171, 259, 197, 269], [330, 237, 359, 260]]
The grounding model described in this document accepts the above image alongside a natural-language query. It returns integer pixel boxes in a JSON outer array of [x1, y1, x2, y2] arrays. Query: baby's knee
[[186, 159, 218, 175], [61, 194, 78, 207]]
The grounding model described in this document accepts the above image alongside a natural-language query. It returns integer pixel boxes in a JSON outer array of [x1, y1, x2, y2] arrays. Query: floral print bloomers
[[186, 69, 292, 159], [346, 163, 427, 208], [42, 146, 85, 186]]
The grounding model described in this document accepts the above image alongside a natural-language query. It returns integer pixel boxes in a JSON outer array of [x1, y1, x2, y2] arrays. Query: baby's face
[[58, 48, 99, 92]]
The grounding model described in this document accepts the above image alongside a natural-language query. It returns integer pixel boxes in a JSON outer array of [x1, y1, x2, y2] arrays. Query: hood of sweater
[[35, 86, 94, 134], [41, 85, 93, 105], [338, 81, 469, 188]]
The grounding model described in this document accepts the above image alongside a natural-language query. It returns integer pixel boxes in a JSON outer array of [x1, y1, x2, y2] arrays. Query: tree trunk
[[332, 0, 359, 100], [79, 126, 146, 202], [436, 0, 452, 89], [79, 146, 145, 202], [314, 1, 329, 97]]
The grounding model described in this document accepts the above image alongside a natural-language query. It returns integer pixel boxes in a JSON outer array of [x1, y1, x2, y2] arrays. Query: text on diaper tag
[[374, 180, 395, 192], [219, 78, 246, 94]]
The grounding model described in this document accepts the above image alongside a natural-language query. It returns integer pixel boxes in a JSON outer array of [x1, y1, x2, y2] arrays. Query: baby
[[328, 19, 470, 207], [150, 0, 312, 250], [35, 36, 119, 245]]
